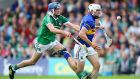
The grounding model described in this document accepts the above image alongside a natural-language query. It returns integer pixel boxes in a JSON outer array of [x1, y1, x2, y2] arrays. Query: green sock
[[76, 72, 83, 78], [13, 65, 19, 71], [76, 71, 89, 79]]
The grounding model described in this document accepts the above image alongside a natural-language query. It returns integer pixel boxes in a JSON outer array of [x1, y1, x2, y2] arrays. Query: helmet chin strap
[[93, 15, 99, 19], [48, 10, 54, 16]]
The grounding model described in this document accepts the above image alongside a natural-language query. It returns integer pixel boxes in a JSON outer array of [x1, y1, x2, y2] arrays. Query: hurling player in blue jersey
[[73, 3, 110, 79]]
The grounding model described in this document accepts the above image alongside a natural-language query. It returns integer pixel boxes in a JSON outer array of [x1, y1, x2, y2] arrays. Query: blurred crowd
[[0, 0, 140, 75]]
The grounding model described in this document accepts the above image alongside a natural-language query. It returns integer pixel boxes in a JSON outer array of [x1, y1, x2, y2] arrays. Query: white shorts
[[74, 44, 97, 58], [33, 38, 59, 53]]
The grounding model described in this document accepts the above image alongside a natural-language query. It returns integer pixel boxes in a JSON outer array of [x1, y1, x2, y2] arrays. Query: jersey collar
[[89, 13, 95, 20], [48, 12, 59, 20]]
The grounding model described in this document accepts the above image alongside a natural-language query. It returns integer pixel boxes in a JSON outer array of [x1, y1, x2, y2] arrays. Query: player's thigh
[[50, 41, 64, 53], [73, 44, 86, 70], [74, 44, 87, 60], [87, 54, 100, 68], [34, 38, 51, 53], [87, 47, 100, 67], [73, 44, 81, 58], [87, 47, 98, 56]]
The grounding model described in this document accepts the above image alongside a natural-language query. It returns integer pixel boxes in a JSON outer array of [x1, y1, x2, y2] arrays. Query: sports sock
[[76, 71, 89, 78], [76, 72, 83, 78], [63, 52, 70, 60], [13, 65, 19, 71]]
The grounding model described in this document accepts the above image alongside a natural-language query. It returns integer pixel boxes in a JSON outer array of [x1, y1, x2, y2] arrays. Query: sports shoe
[[9, 65, 15, 79]]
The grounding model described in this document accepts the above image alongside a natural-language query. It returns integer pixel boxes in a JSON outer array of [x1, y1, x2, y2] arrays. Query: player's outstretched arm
[[63, 22, 80, 32], [47, 23, 71, 37]]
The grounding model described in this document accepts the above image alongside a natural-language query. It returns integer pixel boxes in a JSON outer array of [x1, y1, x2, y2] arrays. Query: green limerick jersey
[[37, 14, 69, 45]]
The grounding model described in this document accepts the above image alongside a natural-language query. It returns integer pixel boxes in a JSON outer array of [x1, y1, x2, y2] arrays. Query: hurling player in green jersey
[[9, 2, 82, 79]]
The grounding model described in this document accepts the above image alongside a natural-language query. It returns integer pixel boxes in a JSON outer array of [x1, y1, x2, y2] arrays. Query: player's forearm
[[64, 22, 80, 32], [72, 24, 80, 32], [50, 27, 65, 34], [79, 33, 93, 46], [47, 23, 66, 34]]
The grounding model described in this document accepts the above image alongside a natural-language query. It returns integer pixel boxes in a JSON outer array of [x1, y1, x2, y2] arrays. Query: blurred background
[[0, 0, 140, 79]]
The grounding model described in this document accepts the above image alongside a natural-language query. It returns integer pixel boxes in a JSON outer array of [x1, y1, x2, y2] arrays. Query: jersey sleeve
[[82, 21, 95, 30], [60, 16, 69, 24]]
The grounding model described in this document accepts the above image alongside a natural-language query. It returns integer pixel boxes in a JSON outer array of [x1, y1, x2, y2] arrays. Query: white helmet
[[88, 3, 101, 12]]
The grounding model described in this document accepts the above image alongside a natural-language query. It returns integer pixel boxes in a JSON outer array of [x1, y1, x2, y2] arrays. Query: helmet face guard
[[88, 4, 102, 18]]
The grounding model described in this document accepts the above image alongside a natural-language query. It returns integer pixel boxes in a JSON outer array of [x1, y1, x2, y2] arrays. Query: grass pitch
[[1, 75, 140, 79]]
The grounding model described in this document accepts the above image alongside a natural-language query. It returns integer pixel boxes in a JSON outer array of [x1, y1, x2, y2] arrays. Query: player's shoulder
[[41, 14, 51, 24], [83, 13, 95, 23], [43, 14, 50, 20], [81, 13, 96, 27], [58, 15, 67, 19]]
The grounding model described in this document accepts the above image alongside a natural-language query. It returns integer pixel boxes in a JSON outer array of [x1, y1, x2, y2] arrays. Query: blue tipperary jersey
[[78, 13, 97, 47]]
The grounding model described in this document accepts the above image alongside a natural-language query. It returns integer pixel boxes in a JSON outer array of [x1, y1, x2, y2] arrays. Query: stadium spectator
[[103, 44, 120, 75], [135, 56, 140, 75], [0, 0, 139, 75]]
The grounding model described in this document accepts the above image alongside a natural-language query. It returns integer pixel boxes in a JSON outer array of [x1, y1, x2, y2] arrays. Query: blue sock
[[63, 52, 70, 60]]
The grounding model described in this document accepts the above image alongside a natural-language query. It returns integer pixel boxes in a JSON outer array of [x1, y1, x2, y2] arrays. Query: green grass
[[1, 75, 140, 79]]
